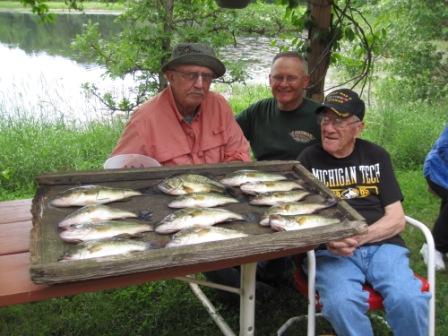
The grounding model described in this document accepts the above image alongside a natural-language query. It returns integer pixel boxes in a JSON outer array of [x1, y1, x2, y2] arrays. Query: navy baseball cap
[[317, 89, 365, 121]]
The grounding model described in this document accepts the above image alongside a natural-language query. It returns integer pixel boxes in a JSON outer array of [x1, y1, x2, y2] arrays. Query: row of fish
[[58, 205, 155, 260], [62, 211, 341, 260], [156, 173, 251, 252]]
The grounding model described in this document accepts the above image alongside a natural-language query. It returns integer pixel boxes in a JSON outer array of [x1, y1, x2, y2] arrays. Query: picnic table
[[0, 198, 313, 335]]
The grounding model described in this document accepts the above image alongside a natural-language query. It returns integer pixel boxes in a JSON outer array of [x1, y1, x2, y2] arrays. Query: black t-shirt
[[298, 138, 405, 246], [236, 97, 321, 160]]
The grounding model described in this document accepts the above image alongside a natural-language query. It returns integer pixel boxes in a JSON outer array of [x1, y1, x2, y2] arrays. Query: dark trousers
[[204, 257, 293, 303], [426, 177, 448, 253]]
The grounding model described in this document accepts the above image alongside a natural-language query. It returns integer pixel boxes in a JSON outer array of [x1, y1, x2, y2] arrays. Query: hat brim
[[161, 54, 226, 78], [316, 104, 352, 118]]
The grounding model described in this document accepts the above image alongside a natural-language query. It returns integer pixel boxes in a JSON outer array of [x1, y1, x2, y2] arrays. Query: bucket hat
[[161, 43, 226, 78], [317, 89, 365, 121]]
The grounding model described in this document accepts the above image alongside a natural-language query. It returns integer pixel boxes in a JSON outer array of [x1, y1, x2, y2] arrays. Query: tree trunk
[[306, 0, 332, 103]]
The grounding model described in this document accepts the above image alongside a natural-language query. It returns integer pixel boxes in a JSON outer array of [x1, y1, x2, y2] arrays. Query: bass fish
[[58, 204, 138, 228], [61, 238, 154, 261], [166, 226, 248, 248], [240, 180, 304, 195], [269, 214, 341, 232], [249, 190, 311, 206], [158, 174, 225, 195], [59, 220, 153, 243], [220, 169, 287, 187], [156, 207, 244, 234], [50, 185, 142, 207], [168, 192, 239, 208], [259, 200, 338, 226]]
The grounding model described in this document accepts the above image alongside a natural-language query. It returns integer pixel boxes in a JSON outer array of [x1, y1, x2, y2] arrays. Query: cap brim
[[316, 104, 352, 118], [161, 54, 226, 78]]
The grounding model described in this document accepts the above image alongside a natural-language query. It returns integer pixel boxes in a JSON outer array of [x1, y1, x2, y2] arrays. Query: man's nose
[[193, 75, 205, 87]]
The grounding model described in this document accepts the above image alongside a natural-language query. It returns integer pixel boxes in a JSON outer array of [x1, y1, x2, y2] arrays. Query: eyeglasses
[[172, 70, 215, 84], [317, 114, 361, 129], [270, 74, 302, 84]]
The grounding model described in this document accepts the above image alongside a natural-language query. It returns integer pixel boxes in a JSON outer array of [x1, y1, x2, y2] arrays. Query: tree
[[280, 0, 377, 101], [71, 0, 292, 115]]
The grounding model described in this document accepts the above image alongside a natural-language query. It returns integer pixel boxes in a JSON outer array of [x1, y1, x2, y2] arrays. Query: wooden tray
[[30, 160, 367, 284]]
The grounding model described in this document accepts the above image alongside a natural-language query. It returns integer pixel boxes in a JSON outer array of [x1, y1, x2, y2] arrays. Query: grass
[[0, 116, 124, 200], [0, 84, 447, 335]]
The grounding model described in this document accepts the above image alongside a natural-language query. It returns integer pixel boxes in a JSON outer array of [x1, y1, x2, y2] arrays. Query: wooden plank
[[0, 199, 32, 225], [36, 160, 298, 186], [0, 221, 31, 256]]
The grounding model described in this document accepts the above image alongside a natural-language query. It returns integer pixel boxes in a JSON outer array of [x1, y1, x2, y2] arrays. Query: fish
[[249, 190, 312, 206], [168, 192, 239, 208], [61, 238, 154, 261], [155, 207, 244, 234], [240, 180, 304, 195], [58, 204, 139, 228], [259, 200, 338, 226], [158, 174, 225, 195], [166, 226, 248, 248], [59, 220, 153, 243], [50, 185, 142, 207], [219, 169, 287, 187], [269, 214, 341, 232]]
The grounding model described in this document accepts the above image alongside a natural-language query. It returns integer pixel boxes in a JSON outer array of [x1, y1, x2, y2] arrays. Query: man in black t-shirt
[[298, 89, 430, 336]]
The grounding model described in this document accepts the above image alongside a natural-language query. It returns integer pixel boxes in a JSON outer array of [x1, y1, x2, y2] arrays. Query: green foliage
[[0, 115, 124, 200], [344, 0, 448, 100], [361, 81, 447, 170]]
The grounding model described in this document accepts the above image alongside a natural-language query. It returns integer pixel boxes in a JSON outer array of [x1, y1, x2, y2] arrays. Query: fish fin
[[146, 240, 168, 249], [284, 172, 298, 180], [225, 187, 247, 202], [138, 186, 162, 196], [137, 210, 153, 221], [315, 198, 338, 212], [58, 254, 71, 262], [244, 212, 260, 224]]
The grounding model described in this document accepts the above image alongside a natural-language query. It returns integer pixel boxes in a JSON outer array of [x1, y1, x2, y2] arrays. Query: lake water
[[0, 12, 283, 124], [0, 11, 341, 125]]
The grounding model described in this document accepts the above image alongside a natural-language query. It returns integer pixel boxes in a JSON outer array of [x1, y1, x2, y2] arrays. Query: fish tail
[[137, 210, 153, 221], [321, 198, 338, 210]]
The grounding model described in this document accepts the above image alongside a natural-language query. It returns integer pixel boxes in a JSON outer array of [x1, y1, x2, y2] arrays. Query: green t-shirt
[[236, 97, 322, 161]]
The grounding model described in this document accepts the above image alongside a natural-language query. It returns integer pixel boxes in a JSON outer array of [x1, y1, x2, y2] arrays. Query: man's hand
[[327, 237, 360, 256]]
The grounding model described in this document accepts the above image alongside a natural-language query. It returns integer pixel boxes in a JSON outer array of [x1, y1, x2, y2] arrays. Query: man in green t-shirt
[[236, 51, 321, 161], [205, 53, 322, 304]]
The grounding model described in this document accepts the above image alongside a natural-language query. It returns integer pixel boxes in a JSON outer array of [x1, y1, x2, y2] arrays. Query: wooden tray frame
[[30, 160, 367, 284]]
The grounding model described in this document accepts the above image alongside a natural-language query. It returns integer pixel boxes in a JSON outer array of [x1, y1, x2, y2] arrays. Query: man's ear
[[355, 121, 365, 137], [164, 71, 173, 83], [302, 75, 311, 88]]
